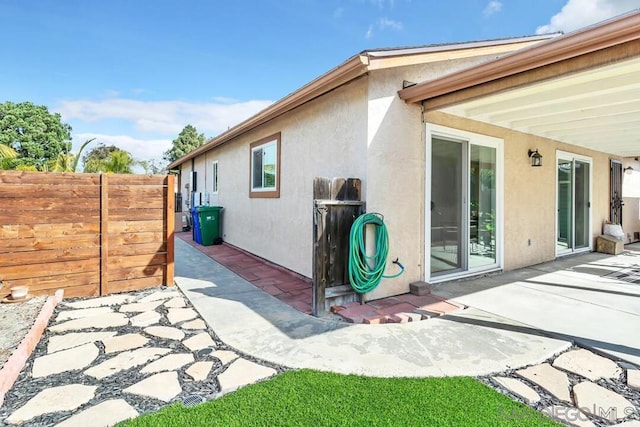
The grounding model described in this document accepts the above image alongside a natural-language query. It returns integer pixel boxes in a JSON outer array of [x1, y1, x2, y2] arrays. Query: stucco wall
[[622, 157, 640, 242], [425, 111, 619, 271], [364, 55, 525, 299], [185, 77, 368, 277]]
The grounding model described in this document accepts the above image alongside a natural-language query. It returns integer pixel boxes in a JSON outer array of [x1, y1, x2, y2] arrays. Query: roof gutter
[[168, 54, 369, 169], [398, 10, 640, 104]]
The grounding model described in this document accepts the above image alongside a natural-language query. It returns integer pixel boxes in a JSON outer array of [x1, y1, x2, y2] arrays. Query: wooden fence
[[0, 171, 174, 299]]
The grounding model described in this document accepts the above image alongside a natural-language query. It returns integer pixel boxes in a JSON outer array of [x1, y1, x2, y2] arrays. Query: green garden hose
[[348, 213, 404, 294]]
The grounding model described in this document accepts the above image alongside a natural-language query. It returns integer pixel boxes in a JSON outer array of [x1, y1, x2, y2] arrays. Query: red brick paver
[[177, 232, 465, 322]]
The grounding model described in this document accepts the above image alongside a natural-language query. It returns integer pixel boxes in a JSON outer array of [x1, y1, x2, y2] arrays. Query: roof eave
[[398, 10, 640, 104], [168, 54, 370, 169]]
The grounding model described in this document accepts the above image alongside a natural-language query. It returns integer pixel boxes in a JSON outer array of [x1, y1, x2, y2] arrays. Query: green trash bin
[[196, 206, 223, 246]]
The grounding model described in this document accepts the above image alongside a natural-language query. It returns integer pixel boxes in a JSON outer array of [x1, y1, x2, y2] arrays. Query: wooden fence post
[[165, 174, 175, 287], [100, 173, 109, 296]]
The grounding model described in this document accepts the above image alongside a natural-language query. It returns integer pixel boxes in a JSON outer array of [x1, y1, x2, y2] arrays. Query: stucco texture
[[622, 157, 640, 242], [426, 111, 618, 271], [184, 77, 368, 277]]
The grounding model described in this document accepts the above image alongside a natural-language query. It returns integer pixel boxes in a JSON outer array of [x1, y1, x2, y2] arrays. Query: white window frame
[[249, 133, 281, 198]]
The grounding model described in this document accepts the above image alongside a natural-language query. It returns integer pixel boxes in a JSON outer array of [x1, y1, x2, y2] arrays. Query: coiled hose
[[348, 213, 404, 294]]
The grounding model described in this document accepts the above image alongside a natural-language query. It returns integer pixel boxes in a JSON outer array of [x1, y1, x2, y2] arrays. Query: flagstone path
[[0, 287, 283, 426], [482, 347, 640, 426]]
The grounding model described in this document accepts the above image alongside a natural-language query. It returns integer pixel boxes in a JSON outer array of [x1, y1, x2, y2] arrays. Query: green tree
[[163, 125, 206, 163], [50, 138, 95, 172], [83, 145, 135, 174], [138, 158, 167, 175], [0, 101, 72, 170]]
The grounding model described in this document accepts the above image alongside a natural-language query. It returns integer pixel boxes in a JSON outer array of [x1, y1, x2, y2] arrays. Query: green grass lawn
[[120, 370, 559, 427]]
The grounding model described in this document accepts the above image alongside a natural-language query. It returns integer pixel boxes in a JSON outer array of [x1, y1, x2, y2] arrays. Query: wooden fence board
[[0, 211, 100, 225], [108, 264, 165, 282], [0, 246, 100, 266], [109, 220, 165, 234], [108, 209, 165, 221], [0, 172, 100, 185], [107, 253, 166, 269], [109, 175, 166, 185], [109, 232, 165, 246], [0, 171, 172, 298], [0, 234, 100, 252], [0, 223, 100, 240], [0, 185, 99, 198], [0, 198, 99, 212], [109, 242, 166, 257]]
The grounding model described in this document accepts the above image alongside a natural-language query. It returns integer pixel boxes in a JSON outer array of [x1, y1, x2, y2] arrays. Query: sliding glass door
[[557, 152, 592, 255], [430, 135, 499, 278]]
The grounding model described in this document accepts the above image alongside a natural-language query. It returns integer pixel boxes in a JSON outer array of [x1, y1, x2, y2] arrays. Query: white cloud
[[483, 1, 502, 17], [365, 17, 403, 38], [378, 18, 403, 31], [73, 133, 171, 162], [57, 98, 273, 136], [365, 24, 374, 39], [536, 0, 640, 34]]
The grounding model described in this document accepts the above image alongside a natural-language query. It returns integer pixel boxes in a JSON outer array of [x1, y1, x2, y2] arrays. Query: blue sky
[[2, 0, 639, 163]]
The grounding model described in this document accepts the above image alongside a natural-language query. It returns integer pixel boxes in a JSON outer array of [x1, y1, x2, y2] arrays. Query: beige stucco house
[[169, 10, 640, 301]]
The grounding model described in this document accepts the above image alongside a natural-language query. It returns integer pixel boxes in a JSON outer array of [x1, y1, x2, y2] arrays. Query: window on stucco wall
[[249, 133, 280, 198], [212, 160, 219, 194]]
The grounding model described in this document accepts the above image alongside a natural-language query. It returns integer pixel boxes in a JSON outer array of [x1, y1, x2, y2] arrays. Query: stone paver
[[542, 405, 595, 427], [141, 353, 194, 374], [628, 369, 640, 390], [613, 421, 640, 427], [55, 399, 139, 427], [137, 290, 179, 303], [185, 361, 214, 381], [49, 313, 129, 332], [32, 343, 99, 378], [182, 332, 215, 351], [103, 333, 149, 354], [130, 311, 161, 327], [84, 348, 171, 379], [144, 326, 185, 341], [167, 308, 198, 324], [181, 319, 206, 330], [119, 300, 164, 313], [217, 358, 277, 394], [573, 381, 636, 422], [164, 297, 186, 308], [553, 349, 622, 381], [212, 350, 239, 365], [516, 363, 571, 403], [56, 307, 113, 322], [493, 376, 540, 404], [47, 332, 117, 353], [64, 295, 133, 309], [6, 384, 97, 424], [124, 371, 182, 402]]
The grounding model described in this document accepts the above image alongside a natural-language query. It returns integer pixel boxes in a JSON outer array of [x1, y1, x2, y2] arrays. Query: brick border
[[0, 289, 63, 407]]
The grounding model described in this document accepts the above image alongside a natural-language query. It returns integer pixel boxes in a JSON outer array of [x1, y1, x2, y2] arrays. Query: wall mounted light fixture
[[624, 166, 634, 174], [528, 149, 543, 167]]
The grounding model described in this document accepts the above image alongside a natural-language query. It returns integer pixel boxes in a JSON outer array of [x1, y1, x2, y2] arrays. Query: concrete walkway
[[432, 244, 640, 367], [175, 238, 570, 377]]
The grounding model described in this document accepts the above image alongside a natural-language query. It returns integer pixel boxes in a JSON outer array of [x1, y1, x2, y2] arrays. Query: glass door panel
[[557, 160, 573, 253], [469, 145, 496, 268], [431, 138, 463, 275], [574, 161, 590, 249]]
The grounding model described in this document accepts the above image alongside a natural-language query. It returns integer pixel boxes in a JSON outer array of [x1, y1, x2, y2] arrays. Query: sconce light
[[528, 149, 543, 167], [624, 166, 634, 174]]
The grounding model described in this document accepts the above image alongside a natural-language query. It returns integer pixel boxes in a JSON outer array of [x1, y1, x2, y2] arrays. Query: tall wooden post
[[165, 174, 175, 287], [100, 173, 109, 296]]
